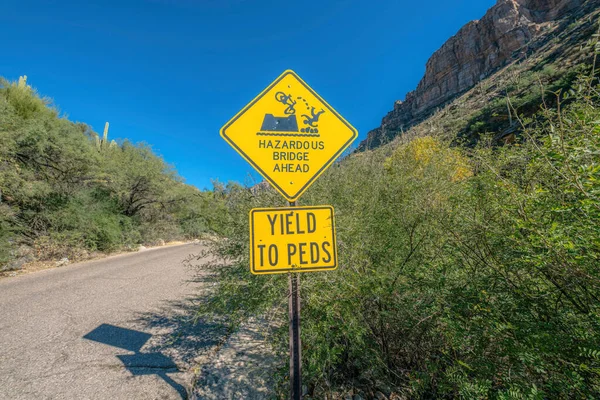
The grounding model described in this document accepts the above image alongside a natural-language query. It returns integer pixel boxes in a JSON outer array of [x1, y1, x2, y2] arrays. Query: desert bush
[[0, 77, 222, 268], [199, 69, 600, 398], [0, 204, 17, 270]]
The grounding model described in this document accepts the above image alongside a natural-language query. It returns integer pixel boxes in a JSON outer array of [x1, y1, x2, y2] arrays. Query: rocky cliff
[[358, 0, 585, 150]]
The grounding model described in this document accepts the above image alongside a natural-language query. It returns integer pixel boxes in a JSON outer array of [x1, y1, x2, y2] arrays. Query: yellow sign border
[[220, 70, 358, 202], [249, 205, 338, 275]]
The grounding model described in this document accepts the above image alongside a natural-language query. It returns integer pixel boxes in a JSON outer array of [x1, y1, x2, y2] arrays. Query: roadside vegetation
[[0, 77, 226, 271], [3, 15, 599, 400], [196, 38, 600, 398]]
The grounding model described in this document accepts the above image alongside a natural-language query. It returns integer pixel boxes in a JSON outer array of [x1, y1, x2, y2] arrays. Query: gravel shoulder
[[192, 316, 281, 400]]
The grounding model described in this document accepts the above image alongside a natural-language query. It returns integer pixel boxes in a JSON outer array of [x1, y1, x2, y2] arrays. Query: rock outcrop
[[358, 0, 585, 150]]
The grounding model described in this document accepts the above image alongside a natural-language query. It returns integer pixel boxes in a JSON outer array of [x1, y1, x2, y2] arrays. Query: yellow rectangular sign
[[249, 205, 337, 275]]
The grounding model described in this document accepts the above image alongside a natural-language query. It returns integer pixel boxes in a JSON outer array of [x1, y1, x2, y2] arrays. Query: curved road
[[0, 243, 209, 400]]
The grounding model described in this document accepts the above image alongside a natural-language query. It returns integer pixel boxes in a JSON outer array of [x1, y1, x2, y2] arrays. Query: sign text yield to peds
[[249, 206, 337, 275]]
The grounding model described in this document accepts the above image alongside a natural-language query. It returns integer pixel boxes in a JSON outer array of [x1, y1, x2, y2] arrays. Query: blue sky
[[1, 0, 495, 190]]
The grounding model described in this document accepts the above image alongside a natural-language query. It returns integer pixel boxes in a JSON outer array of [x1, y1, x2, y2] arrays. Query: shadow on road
[[82, 272, 230, 399], [134, 273, 229, 366], [84, 323, 189, 399], [82, 258, 278, 399], [81, 268, 229, 399]]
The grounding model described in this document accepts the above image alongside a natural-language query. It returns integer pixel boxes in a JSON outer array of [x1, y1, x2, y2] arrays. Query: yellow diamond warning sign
[[220, 70, 358, 202], [249, 205, 337, 275]]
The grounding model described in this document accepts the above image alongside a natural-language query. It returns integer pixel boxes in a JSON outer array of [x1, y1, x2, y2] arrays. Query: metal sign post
[[289, 272, 302, 399], [288, 200, 302, 400]]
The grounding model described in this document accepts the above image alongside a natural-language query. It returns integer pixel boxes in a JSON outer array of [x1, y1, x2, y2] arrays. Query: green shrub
[[0, 76, 221, 266], [0, 204, 17, 269], [199, 70, 600, 398]]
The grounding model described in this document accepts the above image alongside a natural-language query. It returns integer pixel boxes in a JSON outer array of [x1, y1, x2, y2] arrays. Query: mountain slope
[[359, 0, 597, 150], [0, 79, 225, 271]]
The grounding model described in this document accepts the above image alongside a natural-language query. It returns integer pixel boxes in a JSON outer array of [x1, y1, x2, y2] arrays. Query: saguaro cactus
[[95, 122, 117, 151], [103, 122, 109, 144], [17, 75, 27, 88]]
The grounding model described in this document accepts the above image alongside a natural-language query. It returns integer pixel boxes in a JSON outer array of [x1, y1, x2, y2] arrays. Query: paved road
[[0, 243, 211, 400]]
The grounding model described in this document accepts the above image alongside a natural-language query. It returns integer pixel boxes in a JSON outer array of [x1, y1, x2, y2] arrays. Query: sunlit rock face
[[359, 0, 585, 150]]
